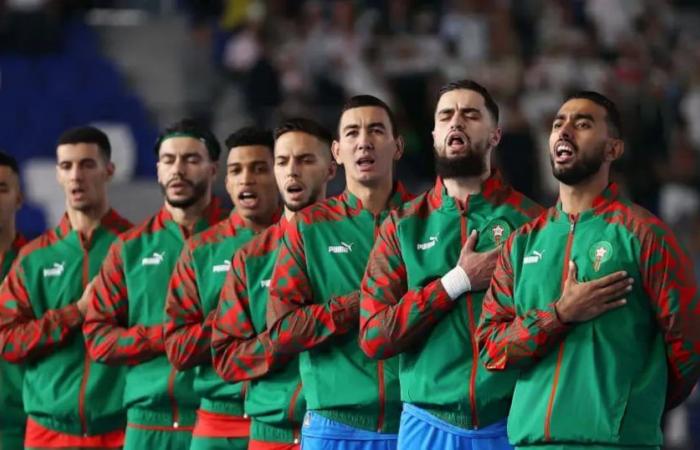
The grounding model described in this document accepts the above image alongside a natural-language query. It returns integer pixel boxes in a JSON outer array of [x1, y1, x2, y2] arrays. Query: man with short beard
[[0, 128, 132, 449], [359, 80, 542, 450], [164, 126, 280, 450], [477, 92, 700, 449], [212, 118, 337, 450], [83, 119, 228, 450]]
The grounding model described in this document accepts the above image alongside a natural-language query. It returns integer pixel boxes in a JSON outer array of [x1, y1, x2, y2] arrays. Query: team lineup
[[0, 80, 698, 450]]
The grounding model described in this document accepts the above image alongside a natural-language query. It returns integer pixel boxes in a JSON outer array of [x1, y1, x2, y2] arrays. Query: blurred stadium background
[[1, 0, 699, 447]]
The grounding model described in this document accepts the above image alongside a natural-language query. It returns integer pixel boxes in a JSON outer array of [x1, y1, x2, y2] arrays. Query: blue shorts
[[397, 403, 512, 450], [301, 411, 398, 450]]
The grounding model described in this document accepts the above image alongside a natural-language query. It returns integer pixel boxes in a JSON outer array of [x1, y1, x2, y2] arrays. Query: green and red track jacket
[[212, 217, 305, 440], [0, 233, 28, 434], [360, 175, 543, 430], [83, 199, 227, 429], [0, 211, 132, 436], [477, 183, 700, 447], [164, 211, 272, 417], [266, 184, 413, 434]]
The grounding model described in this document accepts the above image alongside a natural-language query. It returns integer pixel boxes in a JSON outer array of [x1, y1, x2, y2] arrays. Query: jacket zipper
[[78, 234, 91, 436], [242, 381, 249, 418], [288, 381, 303, 423], [460, 204, 479, 429], [372, 214, 387, 432], [544, 215, 577, 440], [168, 368, 180, 427]]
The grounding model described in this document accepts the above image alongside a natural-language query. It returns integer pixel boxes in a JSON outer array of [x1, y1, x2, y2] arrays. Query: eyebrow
[[437, 106, 481, 115], [554, 113, 595, 122], [227, 160, 270, 168]]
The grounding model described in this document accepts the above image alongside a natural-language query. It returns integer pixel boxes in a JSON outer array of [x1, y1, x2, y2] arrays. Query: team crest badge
[[589, 241, 613, 272], [485, 220, 511, 246]]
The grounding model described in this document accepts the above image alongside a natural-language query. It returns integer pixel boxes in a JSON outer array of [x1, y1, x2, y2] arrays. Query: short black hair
[[155, 118, 221, 161], [0, 151, 19, 175], [274, 117, 333, 147], [57, 126, 112, 161], [224, 126, 274, 155], [437, 80, 499, 124], [339, 95, 399, 138], [564, 91, 623, 138]]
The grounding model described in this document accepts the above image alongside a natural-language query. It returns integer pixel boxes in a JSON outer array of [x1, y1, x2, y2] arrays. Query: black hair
[[274, 117, 333, 147], [0, 151, 19, 175], [155, 118, 221, 161], [339, 95, 399, 138], [564, 91, 623, 138], [437, 79, 500, 124], [57, 126, 112, 161], [224, 126, 274, 154]]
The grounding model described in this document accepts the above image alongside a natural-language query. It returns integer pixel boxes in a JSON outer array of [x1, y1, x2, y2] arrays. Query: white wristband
[[440, 266, 471, 300]]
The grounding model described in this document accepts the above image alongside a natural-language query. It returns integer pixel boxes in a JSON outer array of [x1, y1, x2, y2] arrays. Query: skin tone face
[[0, 166, 22, 236], [549, 98, 623, 187], [432, 88, 500, 164], [56, 143, 114, 215], [157, 136, 217, 209], [225, 145, 279, 226], [332, 106, 403, 189], [274, 131, 336, 217]]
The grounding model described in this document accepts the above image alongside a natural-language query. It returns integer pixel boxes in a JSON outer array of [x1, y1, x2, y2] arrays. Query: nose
[[240, 168, 255, 185], [287, 159, 300, 178], [558, 121, 574, 141], [357, 129, 374, 151]]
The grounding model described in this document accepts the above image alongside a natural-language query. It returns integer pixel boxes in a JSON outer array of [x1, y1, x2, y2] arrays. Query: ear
[[209, 159, 218, 178], [105, 161, 116, 181], [15, 190, 23, 212], [606, 139, 624, 162], [490, 127, 502, 148], [393, 136, 405, 161], [331, 140, 343, 165], [327, 159, 338, 182]]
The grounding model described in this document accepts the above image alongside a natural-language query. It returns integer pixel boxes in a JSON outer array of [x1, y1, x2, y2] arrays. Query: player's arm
[[640, 222, 700, 409], [212, 248, 287, 381], [83, 241, 165, 365], [477, 235, 571, 371], [164, 246, 212, 370], [359, 214, 455, 359], [0, 258, 84, 363], [266, 218, 358, 356]]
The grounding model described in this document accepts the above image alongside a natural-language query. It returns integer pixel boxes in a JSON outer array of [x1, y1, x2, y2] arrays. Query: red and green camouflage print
[[83, 199, 227, 430], [360, 173, 543, 430], [266, 183, 413, 434], [477, 183, 700, 447], [0, 211, 132, 436]]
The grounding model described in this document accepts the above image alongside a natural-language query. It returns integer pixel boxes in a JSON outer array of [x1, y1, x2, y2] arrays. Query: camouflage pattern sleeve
[[0, 258, 83, 363], [266, 218, 358, 356], [359, 213, 455, 359], [638, 220, 700, 408], [164, 246, 212, 370], [83, 241, 165, 365], [477, 235, 569, 371], [212, 248, 286, 381]]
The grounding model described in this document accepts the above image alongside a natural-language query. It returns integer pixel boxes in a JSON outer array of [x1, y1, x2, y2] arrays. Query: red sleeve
[[477, 235, 569, 371], [359, 214, 454, 359], [265, 217, 358, 356], [83, 241, 164, 365], [163, 246, 212, 370], [0, 258, 83, 363], [639, 221, 700, 408]]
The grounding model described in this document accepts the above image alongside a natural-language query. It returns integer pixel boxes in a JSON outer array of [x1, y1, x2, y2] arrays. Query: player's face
[[157, 137, 216, 209], [0, 166, 22, 232], [549, 98, 616, 186], [226, 145, 278, 222], [274, 131, 335, 213], [333, 106, 403, 187], [56, 143, 114, 213]]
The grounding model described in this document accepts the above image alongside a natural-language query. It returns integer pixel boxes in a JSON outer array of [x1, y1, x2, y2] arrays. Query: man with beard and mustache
[[477, 92, 700, 449], [83, 119, 228, 450], [266, 96, 414, 450], [0, 127, 133, 449], [359, 80, 543, 450], [211, 118, 337, 450], [163, 126, 280, 450]]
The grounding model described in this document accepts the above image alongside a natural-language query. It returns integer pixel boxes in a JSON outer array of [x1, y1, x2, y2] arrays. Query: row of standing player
[[0, 80, 698, 450]]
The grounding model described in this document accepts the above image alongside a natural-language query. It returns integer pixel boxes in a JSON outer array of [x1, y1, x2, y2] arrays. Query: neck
[[284, 207, 295, 221], [67, 201, 110, 237], [242, 209, 277, 233], [0, 221, 17, 255], [347, 176, 394, 215], [442, 170, 489, 200], [559, 171, 609, 215], [165, 195, 212, 231]]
